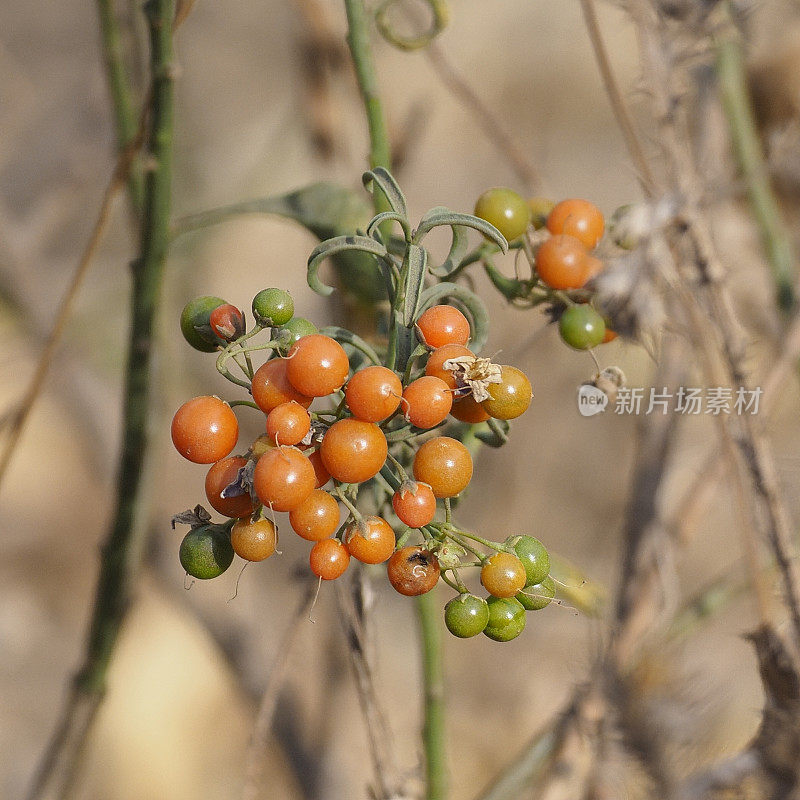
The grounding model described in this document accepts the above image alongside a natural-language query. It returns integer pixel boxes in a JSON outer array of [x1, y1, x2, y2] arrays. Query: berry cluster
[[171, 288, 555, 640], [170, 169, 563, 642], [472, 189, 615, 351]]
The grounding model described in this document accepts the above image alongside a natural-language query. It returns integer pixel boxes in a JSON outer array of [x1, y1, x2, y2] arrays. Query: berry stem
[[334, 484, 364, 522], [386, 451, 410, 482]]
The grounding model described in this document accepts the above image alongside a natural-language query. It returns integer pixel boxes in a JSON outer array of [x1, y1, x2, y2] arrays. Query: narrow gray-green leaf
[[419, 282, 490, 352], [413, 208, 508, 253], [367, 210, 411, 242], [402, 244, 427, 327], [319, 326, 383, 365], [307, 235, 387, 296], [430, 223, 470, 277], [362, 167, 408, 218]]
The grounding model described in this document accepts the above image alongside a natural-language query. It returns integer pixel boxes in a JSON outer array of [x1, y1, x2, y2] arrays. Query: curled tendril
[[375, 0, 450, 51]]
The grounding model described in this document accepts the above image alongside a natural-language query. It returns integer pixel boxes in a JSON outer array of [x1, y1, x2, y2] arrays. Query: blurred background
[[3, 0, 800, 797]]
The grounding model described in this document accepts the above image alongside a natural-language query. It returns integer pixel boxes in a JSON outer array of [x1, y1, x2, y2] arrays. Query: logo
[[577, 384, 608, 416]]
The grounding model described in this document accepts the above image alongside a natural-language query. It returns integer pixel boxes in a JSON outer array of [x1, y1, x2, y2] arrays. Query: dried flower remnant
[[442, 354, 502, 402]]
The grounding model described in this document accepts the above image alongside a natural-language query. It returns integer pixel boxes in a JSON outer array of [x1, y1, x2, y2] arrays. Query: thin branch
[[578, 0, 656, 198], [24, 1, 178, 797], [425, 43, 540, 194], [627, 0, 800, 652], [335, 576, 408, 800], [0, 136, 140, 491], [715, 13, 795, 312], [97, 0, 145, 212], [343, 0, 392, 173], [242, 581, 318, 800]]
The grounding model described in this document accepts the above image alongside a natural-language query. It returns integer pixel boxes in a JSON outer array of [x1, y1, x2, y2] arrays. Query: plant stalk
[[715, 26, 795, 312], [416, 589, 448, 800], [342, 2, 447, 796], [25, 1, 176, 797], [97, 0, 145, 213]]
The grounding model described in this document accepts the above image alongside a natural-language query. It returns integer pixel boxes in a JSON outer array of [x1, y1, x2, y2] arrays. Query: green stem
[[715, 23, 795, 312], [342, 6, 448, 797], [416, 589, 448, 800], [343, 0, 392, 175], [25, 3, 176, 798], [97, 0, 145, 213]]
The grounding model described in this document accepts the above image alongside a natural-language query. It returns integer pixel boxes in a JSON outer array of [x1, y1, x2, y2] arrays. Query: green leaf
[[413, 208, 508, 253], [367, 211, 412, 242], [401, 244, 427, 327], [319, 326, 383, 365], [362, 167, 408, 218], [430, 223, 471, 277], [171, 182, 388, 307], [418, 282, 490, 352], [307, 235, 388, 296]]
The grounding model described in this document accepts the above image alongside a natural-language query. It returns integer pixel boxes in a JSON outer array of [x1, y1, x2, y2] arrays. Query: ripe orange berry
[[253, 446, 315, 512], [584, 255, 605, 281], [171, 396, 239, 464], [480, 552, 528, 598], [392, 482, 437, 528], [416, 305, 470, 349], [413, 436, 473, 498], [266, 401, 311, 446], [602, 328, 618, 343], [387, 546, 440, 595], [546, 199, 605, 249], [344, 516, 396, 564], [307, 448, 331, 488], [320, 419, 388, 484], [251, 358, 313, 413], [286, 334, 349, 397], [204, 457, 254, 518], [536, 234, 589, 290], [450, 395, 491, 423], [289, 489, 341, 541], [345, 365, 403, 422], [425, 344, 473, 390], [402, 376, 453, 429], [310, 538, 350, 580], [231, 517, 278, 562]]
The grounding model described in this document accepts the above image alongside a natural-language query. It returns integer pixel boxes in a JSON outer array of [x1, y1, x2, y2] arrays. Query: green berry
[[559, 305, 606, 350], [474, 187, 531, 242], [179, 525, 234, 580], [483, 596, 526, 642], [252, 288, 294, 326], [517, 575, 556, 611], [444, 593, 490, 638], [508, 535, 550, 586], [180, 296, 226, 352], [276, 317, 317, 349], [527, 197, 556, 230]]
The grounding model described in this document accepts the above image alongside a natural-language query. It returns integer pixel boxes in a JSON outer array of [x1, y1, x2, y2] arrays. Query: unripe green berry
[[516, 575, 556, 611], [275, 317, 318, 349], [483, 596, 526, 641], [507, 535, 550, 586], [444, 593, 490, 638], [179, 525, 234, 579], [559, 305, 605, 350], [252, 288, 294, 327], [180, 296, 227, 352]]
